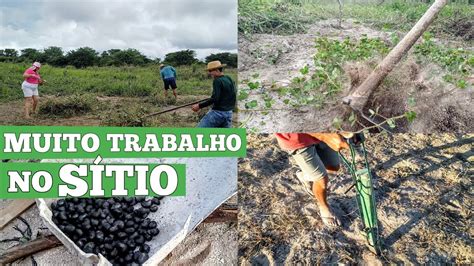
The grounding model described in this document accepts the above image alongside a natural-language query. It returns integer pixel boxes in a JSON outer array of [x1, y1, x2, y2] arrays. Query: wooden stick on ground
[[0, 199, 35, 230], [0, 235, 62, 265], [203, 204, 238, 223], [342, 0, 448, 110]]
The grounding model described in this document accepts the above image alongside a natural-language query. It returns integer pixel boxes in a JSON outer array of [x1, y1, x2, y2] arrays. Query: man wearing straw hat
[[160, 64, 178, 99], [192, 60, 236, 128]]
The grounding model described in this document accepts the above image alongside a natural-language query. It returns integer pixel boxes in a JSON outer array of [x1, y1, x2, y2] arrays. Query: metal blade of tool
[[357, 109, 393, 134], [343, 100, 393, 133]]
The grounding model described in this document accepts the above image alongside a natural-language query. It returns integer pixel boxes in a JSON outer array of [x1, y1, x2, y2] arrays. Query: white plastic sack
[[37, 157, 237, 265]]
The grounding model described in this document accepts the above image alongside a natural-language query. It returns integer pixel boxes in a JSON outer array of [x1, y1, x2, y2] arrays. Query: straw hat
[[206, 60, 226, 71], [32, 62, 41, 68], [159, 64, 165, 68]]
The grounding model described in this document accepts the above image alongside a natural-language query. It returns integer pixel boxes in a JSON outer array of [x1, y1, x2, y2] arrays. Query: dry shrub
[[100, 106, 148, 127], [147, 111, 201, 127], [146, 90, 177, 106], [38, 94, 96, 117]]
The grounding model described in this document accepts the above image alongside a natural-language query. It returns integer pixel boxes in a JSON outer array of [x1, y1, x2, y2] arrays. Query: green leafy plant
[[245, 100, 258, 109], [284, 36, 390, 107], [414, 33, 472, 89]]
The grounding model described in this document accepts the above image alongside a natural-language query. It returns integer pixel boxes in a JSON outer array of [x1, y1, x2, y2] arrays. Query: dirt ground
[[0, 198, 237, 266], [238, 19, 473, 133], [238, 133, 473, 264]]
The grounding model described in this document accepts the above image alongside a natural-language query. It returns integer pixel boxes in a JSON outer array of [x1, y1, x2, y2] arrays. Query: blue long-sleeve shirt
[[160, 66, 177, 79]]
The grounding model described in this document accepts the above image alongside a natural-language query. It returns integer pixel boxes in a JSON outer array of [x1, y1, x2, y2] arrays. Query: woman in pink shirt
[[22, 62, 44, 119]]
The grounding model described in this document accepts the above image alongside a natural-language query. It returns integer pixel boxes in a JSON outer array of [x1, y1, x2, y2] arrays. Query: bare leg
[[327, 169, 339, 175], [32, 96, 39, 114], [172, 89, 177, 99], [24, 97, 32, 119], [312, 176, 339, 227]]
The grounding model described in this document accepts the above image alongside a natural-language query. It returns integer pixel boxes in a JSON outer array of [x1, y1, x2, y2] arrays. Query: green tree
[[163, 49, 198, 66], [99, 51, 111, 66], [0, 50, 5, 62], [0, 48, 19, 62], [20, 48, 42, 62], [3, 48, 18, 58], [66, 47, 99, 68], [112, 49, 149, 66], [98, 49, 121, 66], [205, 52, 237, 68], [40, 46, 67, 66]]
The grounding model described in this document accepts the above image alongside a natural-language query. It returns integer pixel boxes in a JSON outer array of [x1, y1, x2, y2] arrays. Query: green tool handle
[[339, 138, 381, 255]]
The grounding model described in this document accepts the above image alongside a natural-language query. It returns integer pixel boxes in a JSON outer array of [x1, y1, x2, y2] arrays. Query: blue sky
[[0, 0, 237, 59]]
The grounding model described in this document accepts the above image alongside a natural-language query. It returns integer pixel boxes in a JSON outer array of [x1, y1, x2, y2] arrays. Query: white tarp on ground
[[37, 157, 237, 265]]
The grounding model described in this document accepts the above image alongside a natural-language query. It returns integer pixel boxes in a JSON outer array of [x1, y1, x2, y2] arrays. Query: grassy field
[[239, 0, 474, 40], [0, 63, 237, 127]]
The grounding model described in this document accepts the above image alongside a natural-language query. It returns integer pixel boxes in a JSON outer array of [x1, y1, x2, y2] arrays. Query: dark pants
[[163, 78, 177, 90]]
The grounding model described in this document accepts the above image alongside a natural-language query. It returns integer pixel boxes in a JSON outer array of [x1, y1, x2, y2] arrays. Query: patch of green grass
[[239, 1, 314, 35], [414, 33, 473, 88], [342, 2, 473, 38], [239, 0, 473, 40]]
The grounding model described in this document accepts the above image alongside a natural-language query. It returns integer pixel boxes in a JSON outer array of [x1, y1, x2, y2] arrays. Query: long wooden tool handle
[[142, 98, 211, 119], [343, 0, 448, 110], [0, 235, 62, 264]]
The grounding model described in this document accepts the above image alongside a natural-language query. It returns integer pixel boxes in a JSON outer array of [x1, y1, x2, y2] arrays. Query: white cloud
[[0, 0, 237, 59]]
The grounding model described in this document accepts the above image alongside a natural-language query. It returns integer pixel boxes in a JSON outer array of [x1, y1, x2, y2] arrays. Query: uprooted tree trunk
[[342, 0, 448, 111]]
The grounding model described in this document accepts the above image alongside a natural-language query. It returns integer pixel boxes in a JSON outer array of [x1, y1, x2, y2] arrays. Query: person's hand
[[325, 133, 349, 151], [191, 104, 200, 112], [338, 131, 354, 139], [308, 133, 349, 152]]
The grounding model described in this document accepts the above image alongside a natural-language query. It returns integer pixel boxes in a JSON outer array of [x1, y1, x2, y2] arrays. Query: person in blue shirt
[[160, 64, 177, 99]]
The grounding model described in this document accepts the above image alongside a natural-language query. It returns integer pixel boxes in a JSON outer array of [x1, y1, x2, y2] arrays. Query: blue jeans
[[197, 110, 233, 128]]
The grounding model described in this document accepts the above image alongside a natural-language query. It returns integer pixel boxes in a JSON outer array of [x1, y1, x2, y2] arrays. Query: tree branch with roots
[[333, 107, 417, 134]]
